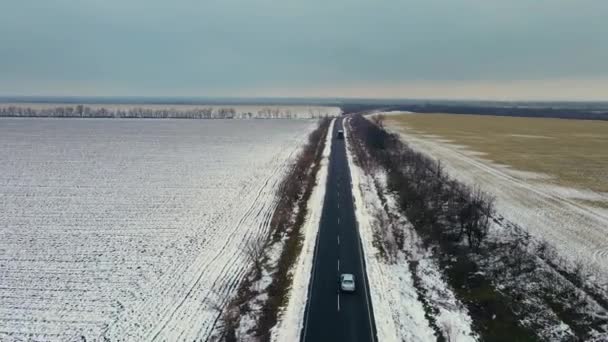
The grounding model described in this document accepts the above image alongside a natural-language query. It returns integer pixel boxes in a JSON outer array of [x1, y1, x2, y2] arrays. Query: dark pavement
[[301, 117, 377, 342]]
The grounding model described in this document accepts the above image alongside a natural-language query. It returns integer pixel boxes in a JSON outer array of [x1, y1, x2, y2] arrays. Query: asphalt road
[[301, 117, 377, 342]]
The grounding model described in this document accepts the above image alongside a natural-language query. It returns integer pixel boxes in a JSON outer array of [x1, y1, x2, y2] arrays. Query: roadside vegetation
[[215, 118, 332, 341], [348, 114, 608, 341]]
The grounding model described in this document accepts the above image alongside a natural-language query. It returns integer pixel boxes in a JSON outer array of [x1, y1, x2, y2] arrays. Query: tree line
[[0, 105, 332, 119], [349, 114, 495, 251], [340, 103, 608, 121], [218, 118, 332, 341]]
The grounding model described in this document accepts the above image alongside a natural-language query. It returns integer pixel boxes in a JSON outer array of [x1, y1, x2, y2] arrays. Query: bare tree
[[349, 114, 495, 252], [371, 114, 386, 128], [462, 187, 495, 251], [246, 238, 266, 275]]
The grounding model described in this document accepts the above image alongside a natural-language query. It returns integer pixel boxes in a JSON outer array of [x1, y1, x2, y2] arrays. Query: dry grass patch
[[386, 113, 608, 195]]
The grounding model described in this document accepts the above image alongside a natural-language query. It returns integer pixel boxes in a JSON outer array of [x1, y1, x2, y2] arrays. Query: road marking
[[337, 294, 340, 312], [337, 235, 340, 245], [337, 259, 340, 271], [338, 217, 340, 225], [301, 118, 337, 342], [356, 228, 377, 342]]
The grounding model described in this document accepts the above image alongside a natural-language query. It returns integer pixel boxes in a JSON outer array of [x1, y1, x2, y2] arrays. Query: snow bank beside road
[[344, 119, 476, 342], [271, 119, 335, 341]]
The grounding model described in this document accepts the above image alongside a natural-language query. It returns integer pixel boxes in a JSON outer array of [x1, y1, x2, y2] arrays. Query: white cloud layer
[[1, 0, 607, 99]]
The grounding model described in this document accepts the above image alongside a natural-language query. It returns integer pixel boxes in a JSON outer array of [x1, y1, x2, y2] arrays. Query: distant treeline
[[0, 105, 334, 119], [341, 103, 608, 121]]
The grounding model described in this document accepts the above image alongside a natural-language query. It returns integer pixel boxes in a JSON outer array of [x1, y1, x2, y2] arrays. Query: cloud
[[0, 0, 607, 99]]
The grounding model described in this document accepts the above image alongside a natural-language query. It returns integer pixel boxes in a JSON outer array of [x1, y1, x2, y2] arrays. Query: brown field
[[386, 113, 608, 194]]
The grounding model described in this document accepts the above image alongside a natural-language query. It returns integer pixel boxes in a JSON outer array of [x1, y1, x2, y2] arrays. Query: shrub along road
[[301, 117, 377, 342]]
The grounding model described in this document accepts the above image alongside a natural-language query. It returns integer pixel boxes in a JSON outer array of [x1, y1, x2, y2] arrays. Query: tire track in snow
[[0, 119, 318, 341], [157, 156, 287, 341], [118, 130, 311, 341]]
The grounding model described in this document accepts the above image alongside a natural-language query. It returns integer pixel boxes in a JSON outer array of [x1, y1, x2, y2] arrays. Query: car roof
[[341, 273, 354, 281]]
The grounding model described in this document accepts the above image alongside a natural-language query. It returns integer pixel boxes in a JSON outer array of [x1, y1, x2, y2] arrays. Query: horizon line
[[1, 95, 607, 105]]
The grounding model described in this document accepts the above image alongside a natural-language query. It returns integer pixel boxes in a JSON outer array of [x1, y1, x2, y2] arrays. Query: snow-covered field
[[385, 118, 608, 287], [0, 118, 316, 341], [345, 120, 476, 342]]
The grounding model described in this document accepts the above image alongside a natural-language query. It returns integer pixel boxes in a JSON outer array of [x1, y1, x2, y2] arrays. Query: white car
[[340, 273, 356, 292]]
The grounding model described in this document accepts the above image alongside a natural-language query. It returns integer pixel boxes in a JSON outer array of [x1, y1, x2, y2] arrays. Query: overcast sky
[[1, 0, 607, 100]]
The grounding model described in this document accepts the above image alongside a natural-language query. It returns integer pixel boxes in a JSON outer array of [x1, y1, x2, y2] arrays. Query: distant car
[[339, 273, 356, 292], [337, 130, 344, 139]]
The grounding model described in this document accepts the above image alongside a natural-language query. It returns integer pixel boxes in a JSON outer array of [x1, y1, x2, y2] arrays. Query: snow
[[270, 119, 335, 342], [0, 118, 317, 341], [344, 119, 477, 342], [386, 124, 608, 287], [235, 238, 285, 339]]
